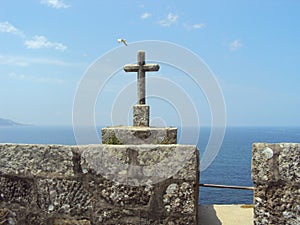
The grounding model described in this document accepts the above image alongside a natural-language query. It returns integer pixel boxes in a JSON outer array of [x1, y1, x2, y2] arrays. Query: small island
[[0, 118, 25, 126]]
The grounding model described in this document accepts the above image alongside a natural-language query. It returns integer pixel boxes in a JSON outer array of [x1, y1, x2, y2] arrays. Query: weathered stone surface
[[0, 208, 17, 225], [172, 148, 199, 180], [0, 143, 199, 224], [252, 143, 300, 184], [102, 126, 177, 145], [89, 179, 154, 207], [93, 207, 142, 224], [0, 176, 33, 205], [0, 144, 74, 177], [254, 184, 300, 225], [37, 178, 92, 214], [252, 143, 300, 225], [278, 144, 300, 183], [93, 213, 195, 225], [133, 104, 149, 126], [163, 182, 197, 214], [80, 144, 197, 185], [53, 218, 91, 225], [0, 207, 49, 225]]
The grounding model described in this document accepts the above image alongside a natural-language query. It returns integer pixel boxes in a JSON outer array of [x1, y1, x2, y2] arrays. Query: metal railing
[[199, 183, 254, 190]]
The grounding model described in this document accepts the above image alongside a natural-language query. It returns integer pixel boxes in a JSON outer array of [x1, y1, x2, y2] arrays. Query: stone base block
[[102, 126, 177, 144], [133, 104, 149, 126]]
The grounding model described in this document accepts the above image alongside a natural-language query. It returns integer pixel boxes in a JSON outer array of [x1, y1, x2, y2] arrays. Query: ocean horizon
[[0, 125, 299, 204]]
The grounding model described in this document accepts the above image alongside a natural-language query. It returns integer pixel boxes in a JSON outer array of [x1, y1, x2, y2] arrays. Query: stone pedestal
[[102, 126, 177, 145]]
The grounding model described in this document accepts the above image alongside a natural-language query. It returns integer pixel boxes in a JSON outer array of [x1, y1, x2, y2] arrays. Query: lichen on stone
[[163, 182, 195, 214]]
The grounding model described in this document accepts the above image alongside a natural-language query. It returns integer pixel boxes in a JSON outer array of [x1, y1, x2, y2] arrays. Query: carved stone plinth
[[102, 126, 177, 145]]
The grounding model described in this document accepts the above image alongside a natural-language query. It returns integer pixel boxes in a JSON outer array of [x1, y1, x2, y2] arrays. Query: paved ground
[[198, 205, 254, 225]]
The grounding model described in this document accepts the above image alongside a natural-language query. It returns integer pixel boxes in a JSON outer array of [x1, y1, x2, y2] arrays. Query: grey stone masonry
[[252, 143, 300, 225], [133, 105, 149, 127], [0, 143, 199, 225], [102, 126, 177, 145]]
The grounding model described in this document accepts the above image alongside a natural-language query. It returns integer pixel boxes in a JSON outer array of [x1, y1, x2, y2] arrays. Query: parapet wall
[[252, 143, 300, 225], [0, 143, 199, 225]]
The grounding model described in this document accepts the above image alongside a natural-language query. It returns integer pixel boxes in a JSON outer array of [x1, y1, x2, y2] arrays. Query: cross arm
[[123, 64, 160, 72]]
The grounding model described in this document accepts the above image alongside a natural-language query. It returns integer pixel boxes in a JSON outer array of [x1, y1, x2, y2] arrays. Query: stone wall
[[252, 143, 300, 225], [0, 143, 199, 225]]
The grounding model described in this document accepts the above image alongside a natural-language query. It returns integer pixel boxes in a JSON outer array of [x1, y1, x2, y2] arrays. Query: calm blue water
[[0, 126, 299, 204]]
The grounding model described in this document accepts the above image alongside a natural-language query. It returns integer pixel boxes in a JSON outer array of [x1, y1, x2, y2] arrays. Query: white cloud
[[141, 12, 151, 20], [159, 13, 178, 27], [41, 0, 70, 9], [24, 36, 67, 51], [0, 21, 24, 37], [229, 39, 242, 51], [9, 73, 65, 84]]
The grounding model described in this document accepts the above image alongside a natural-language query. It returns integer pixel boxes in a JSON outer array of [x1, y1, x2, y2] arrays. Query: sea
[[0, 126, 299, 205]]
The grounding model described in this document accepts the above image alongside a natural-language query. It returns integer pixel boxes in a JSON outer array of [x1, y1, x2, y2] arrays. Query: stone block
[[254, 184, 300, 225], [252, 143, 300, 184], [0, 144, 74, 177], [36, 178, 92, 215], [80, 144, 197, 185], [0, 143, 199, 224], [252, 143, 300, 225], [133, 104, 149, 126], [163, 182, 197, 214], [102, 126, 177, 145], [88, 178, 154, 207], [0, 176, 34, 206], [80, 144, 199, 224]]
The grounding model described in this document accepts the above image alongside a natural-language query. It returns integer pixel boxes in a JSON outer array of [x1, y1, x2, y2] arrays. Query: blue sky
[[0, 0, 299, 127]]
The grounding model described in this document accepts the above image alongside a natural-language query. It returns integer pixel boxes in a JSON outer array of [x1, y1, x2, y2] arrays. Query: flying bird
[[117, 38, 128, 46]]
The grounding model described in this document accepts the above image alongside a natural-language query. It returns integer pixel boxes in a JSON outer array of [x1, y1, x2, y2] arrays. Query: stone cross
[[123, 50, 159, 104], [123, 50, 160, 126]]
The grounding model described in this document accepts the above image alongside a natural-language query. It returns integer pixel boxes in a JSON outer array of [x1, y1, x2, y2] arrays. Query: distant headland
[[0, 118, 27, 126]]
